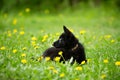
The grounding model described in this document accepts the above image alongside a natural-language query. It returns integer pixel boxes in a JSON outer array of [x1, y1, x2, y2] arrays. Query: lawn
[[0, 7, 120, 80]]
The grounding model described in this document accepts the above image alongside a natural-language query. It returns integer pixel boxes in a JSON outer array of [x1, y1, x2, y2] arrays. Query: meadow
[[0, 7, 120, 80]]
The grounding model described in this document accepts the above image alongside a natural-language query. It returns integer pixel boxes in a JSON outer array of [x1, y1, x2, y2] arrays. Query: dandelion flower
[[25, 8, 30, 13], [1, 46, 6, 50], [37, 56, 43, 61], [80, 30, 86, 35], [104, 35, 112, 39], [103, 59, 108, 63], [45, 57, 50, 61], [58, 51, 63, 56], [22, 47, 27, 50], [81, 60, 86, 64], [53, 69, 58, 74], [31, 37, 37, 41], [111, 39, 115, 43], [34, 45, 39, 49], [101, 74, 106, 79], [13, 29, 17, 33], [42, 35, 48, 42], [115, 61, 120, 66], [8, 33, 12, 37], [13, 19, 17, 25], [48, 66, 55, 70], [54, 57, 60, 62], [75, 66, 82, 71], [20, 31, 25, 35], [59, 73, 65, 78], [13, 49, 17, 53], [21, 59, 27, 64], [21, 53, 26, 57]]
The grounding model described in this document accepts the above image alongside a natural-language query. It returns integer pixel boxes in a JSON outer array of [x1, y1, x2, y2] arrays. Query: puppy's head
[[53, 26, 78, 49]]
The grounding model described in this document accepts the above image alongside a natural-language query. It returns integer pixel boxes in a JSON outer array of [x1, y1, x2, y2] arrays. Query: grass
[[0, 7, 120, 80]]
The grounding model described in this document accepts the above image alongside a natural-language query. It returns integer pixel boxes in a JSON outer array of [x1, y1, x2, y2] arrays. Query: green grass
[[0, 8, 120, 80]]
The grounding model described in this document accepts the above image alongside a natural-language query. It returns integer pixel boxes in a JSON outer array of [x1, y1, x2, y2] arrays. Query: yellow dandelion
[[20, 31, 25, 35], [25, 8, 30, 13], [59, 73, 65, 78], [53, 69, 58, 74], [37, 56, 43, 61], [104, 35, 112, 39], [42, 35, 48, 42], [21, 53, 26, 57], [87, 58, 91, 63], [54, 57, 61, 62], [101, 74, 106, 79], [111, 39, 115, 43], [34, 46, 39, 49], [31, 37, 37, 41], [21, 59, 27, 64], [75, 66, 82, 71], [44, 9, 50, 14], [22, 47, 27, 50], [13, 18, 17, 25], [13, 49, 17, 53], [58, 51, 63, 56], [48, 66, 55, 70], [103, 59, 108, 64], [1, 46, 6, 50], [31, 41, 36, 47], [115, 61, 120, 66], [8, 33, 12, 37], [81, 60, 86, 64], [45, 57, 50, 61], [13, 29, 17, 33], [80, 30, 86, 35]]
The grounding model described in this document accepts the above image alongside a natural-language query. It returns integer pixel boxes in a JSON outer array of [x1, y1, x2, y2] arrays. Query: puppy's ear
[[63, 25, 71, 34]]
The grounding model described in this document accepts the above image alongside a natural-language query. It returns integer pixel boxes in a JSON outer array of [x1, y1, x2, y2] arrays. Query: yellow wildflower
[[101, 74, 106, 79], [20, 31, 25, 35], [31, 37, 37, 41], [56, 33, 60, 36], [37, 56, 43, 61], [13, 29, 17, 33], [22, 47, 27, 50], [103, 59, 108, 64], [13, 49, 17, 53], [21, 59, 27, 64], [44, 9, 49, 14], [42, 35, 48, 42], [58, 51, 63, 56], [48, 66, 55, 70], [34, 46, 39, 49], [111, 39, 115, 43], [45, 57, 50, 61], [54, 57, 60, 62], [59, 73, 65, 78], [80, 30, 86, 35], [115, 61, 120, 66], [13, 18, 17, 25], [8, 33, 12, 37], [1, 46, 6, 50], [25, 8, 30, 13], [75, 66, 82, 71], [81, 60, 86, 64], [31, 41, 36, 47], [104, 35, 112, 39], [21, 53, 26, 57], [53, 69, 58, 74]]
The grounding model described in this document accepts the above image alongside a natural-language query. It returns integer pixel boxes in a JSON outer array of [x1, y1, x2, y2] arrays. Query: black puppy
[[43, 26, 86, 64]]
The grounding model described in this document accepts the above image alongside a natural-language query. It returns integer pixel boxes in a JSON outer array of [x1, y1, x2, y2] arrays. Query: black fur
[[43, 26, 86, 64]]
